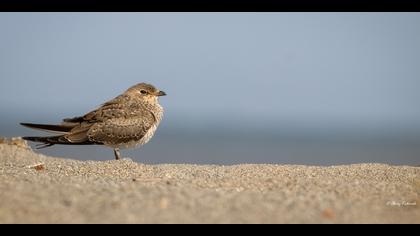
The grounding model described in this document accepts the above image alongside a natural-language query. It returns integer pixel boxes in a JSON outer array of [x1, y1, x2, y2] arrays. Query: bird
[[20, 83, 166, 160]]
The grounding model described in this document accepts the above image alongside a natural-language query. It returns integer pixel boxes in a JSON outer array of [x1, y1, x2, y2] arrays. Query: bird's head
[[126, 83, 166, 103]]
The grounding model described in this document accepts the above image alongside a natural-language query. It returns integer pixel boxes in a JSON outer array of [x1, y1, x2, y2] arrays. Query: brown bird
[[21, 83, 166, 160]]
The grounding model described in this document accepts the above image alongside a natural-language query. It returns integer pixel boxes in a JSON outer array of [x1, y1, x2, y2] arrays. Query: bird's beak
[[157, 91, 167, 96]]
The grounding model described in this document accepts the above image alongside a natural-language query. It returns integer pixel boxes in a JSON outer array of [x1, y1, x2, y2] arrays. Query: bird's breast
[[107, 104, 164, 149]]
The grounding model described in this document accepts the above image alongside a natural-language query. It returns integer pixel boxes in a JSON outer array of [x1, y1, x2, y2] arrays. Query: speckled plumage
[[21, 83, 166, 160]]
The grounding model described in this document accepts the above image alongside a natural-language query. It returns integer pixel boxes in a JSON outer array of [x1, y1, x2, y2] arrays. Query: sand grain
[[0, 142, 419, 223]]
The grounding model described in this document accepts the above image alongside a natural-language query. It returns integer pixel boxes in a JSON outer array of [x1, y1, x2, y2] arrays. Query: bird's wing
[[64, 94, 156, 145], [62, 94, 130, 124], [58, 95, 130, 143], [86, 109, 156, 146], [63, 124, 93, 143]]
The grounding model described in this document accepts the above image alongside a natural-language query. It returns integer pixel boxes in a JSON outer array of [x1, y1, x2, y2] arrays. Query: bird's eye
[[140, 90, 147, 94]]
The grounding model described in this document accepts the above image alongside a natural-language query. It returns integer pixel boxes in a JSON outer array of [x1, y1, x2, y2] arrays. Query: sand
[[0, 139, 419, 224]]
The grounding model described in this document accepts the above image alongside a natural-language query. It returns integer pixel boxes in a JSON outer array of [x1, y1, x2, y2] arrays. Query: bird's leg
[[114, 148, 121, 160]]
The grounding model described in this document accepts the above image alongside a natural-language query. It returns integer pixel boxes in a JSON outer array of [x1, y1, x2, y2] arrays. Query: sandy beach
[[0, 139, 419, 224]]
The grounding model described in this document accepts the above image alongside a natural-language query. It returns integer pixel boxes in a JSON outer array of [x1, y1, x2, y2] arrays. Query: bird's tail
[[20, 122, 76, 149], [21, 135, 70, 149], [20, 123, 73, 134], [20, 122, 97, 148]]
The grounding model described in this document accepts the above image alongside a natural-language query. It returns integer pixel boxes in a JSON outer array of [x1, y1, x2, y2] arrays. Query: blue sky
[[1, 13, 419, 134]]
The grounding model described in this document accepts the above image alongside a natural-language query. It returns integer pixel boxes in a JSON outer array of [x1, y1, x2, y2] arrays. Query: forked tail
[[21, 135, 69, 149], [20, 123, 73, 134], [20, 122, 98, 148]]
